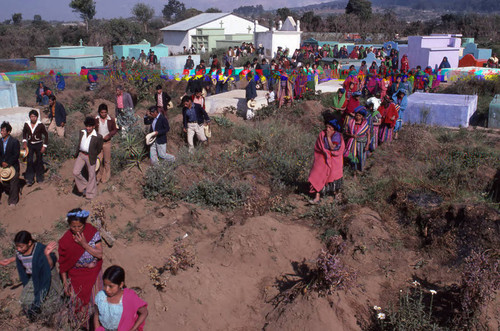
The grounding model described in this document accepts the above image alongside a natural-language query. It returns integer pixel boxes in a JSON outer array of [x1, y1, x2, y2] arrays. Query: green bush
[[68, 95, 91, 115], [212, 116, 234, 128], [185, 179, 250, 211], [143, 162, 179, 200], [301, 201, 339, 226]]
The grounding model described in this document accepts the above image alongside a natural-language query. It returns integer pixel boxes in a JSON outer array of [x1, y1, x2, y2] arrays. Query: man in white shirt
[[94, 104, 117, 183], [72, 117, 103, 199]]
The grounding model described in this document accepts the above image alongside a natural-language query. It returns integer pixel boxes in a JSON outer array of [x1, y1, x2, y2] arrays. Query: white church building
[[161, 13, 268, 54]]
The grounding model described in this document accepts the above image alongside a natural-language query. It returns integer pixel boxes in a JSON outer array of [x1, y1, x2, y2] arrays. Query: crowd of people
[[307, 82, 407, 204], [0, 210, 148, 329], [0, 39, 452, 326]]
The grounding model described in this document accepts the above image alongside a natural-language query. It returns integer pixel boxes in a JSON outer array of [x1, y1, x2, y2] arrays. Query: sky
[[0, 0, 326, 22]]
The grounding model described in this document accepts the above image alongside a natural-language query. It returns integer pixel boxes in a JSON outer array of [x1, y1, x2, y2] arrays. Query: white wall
[[199, 15, 267, 35], [162, 31, 189, 54], [254, 31, 301, 58]]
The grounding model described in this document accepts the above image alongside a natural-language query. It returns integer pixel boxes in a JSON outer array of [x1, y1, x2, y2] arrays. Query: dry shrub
[[145, 242, 196, 291]]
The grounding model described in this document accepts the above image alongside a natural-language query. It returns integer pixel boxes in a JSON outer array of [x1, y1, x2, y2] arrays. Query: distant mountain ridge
[[283, 0, 500, 13]]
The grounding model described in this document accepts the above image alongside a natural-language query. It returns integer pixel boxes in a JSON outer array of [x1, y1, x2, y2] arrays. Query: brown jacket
[[22, 121, 49, 146], [94, 115, 118, 142], [75, 130, 103, 165]]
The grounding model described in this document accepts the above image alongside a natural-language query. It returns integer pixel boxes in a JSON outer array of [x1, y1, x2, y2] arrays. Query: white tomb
[[405, 92, 477, 128]]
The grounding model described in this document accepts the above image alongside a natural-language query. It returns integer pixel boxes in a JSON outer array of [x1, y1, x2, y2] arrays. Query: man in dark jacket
[[184, 55, 194, 70], [144, 106, 175, 164], [48, 95, 66, 137], [154, 85, 172, 117], [22, 109, 49, 186], [0, 121, 20, 206], [72, 117, 103, 199], [181, 96, 210, 152]]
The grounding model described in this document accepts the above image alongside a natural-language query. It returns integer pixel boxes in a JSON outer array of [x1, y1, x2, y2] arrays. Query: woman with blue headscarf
[[308, 117, 345, 204], [58, 208, 103, 320], [344, 106, 370, 173]]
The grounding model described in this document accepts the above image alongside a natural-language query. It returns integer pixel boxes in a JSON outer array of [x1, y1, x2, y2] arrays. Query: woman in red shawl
[[308, 118, 345, 204], [58, 208, 103, 314], [401, 54, 409, 74], [378, 95, 399, 144]]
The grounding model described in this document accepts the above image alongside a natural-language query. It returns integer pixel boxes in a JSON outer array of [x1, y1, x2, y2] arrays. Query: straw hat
[[145, 132, 157, 146], [204, 124, 211, 138], [19, 147, 29, 162], [95, 157, 101, 172], [247, 99, 257, 109], [166, 101, 174, 109], [0, 166, 16, 182]]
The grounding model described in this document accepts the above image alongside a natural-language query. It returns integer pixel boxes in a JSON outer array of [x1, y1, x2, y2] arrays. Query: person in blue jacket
[[144, 106, 175, 164], [0, 231, 62, 321], [392, 89, 408, 139], [55, 72, 65, 91]]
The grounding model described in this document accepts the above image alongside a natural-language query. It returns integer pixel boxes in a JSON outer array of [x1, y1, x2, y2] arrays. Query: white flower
[[377, 313, 386, 320], [373, 306, 382, 311], [430, 290, 437, 295], [412, 280, 421, 286]]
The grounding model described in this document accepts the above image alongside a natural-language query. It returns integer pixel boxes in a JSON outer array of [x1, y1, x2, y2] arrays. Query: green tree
[[162, 0, 186, 21], [276, 7, 293, 22], [178, 8, 202, 21], [69, 0, 96, 33], [132, 3, 155, 32], [12, 13, 22, 25], [33, 14, 42, 22], [205, 7, 221, 13], [345, 0, 372, 20]]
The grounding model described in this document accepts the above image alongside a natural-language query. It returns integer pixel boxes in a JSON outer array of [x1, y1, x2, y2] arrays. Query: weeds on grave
[[255, 123, 313, 186], [0, 265, 14, 288], [212, 116, 234, 128], [269, 236, 356, 316], [45, 132, 76, 162], [117, 221, 139, 242], [455, 250, 500, 329], [146, 242, 195, 291], [68, 95, 91, 115], [185, 179, 250, 211], [301, 201, 339, 227], [372, 284, 440, 331], [143, 162, 179, 200]]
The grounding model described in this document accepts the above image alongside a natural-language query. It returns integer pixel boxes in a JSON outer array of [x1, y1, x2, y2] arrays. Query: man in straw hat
[[22, 109, 48, 186], [0, 121, 20, 206], [144, 106, 175, 164], [72, 117, 103, 200]]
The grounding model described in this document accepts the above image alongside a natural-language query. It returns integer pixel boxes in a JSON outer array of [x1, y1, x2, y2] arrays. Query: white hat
[[145, 132, 156, 146], [0, 166, 16, 182], [247, 99, 257, 109], [166, 101, 174, 109]]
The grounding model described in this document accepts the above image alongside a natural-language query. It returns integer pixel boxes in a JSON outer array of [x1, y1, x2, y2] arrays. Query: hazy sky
[[0, 0, 324, 22]]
